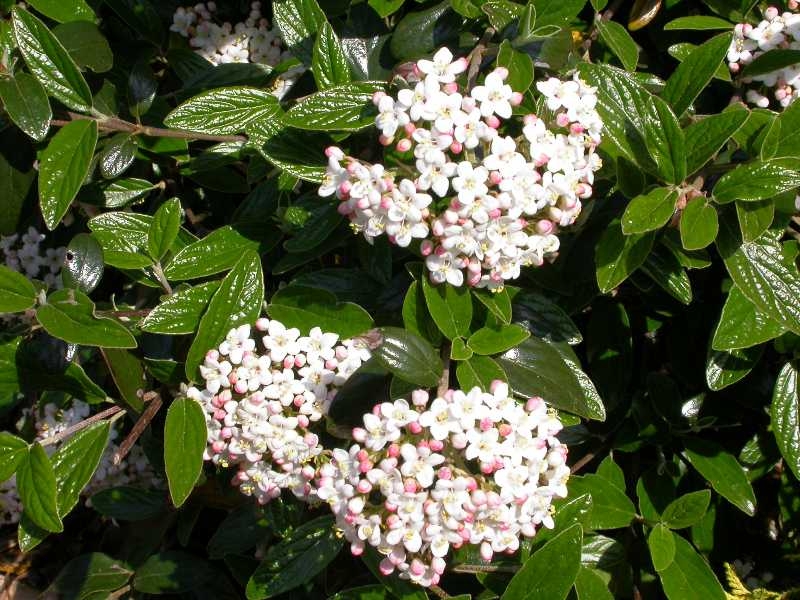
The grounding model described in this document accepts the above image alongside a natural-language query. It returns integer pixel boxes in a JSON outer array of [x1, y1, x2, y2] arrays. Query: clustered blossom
[[187, 320, 371, 505], [0, 400, 159, 525], [728, 4, 800, 108], [317, 383, 569, 587], [171, 2, 291, 67], [319, 47, 603, 289], [1, 227, 64, 290]]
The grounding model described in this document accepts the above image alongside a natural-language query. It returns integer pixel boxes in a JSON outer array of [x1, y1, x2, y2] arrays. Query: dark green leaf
[[283, 204, 342, 253], [501, 524, 582, 600], [90, 486, 168, 520], [25, 0, 94, 23], [12, 7, 93, 112], [658, 532, 726, 600], [467, 324, 530, 355], [313, 21, 351, 90], [329, 586, 388, 600], [267, 285, 373, 339], [127, 60, 156, 118], [17, 442, 62, 532], [685, 108, 749, 175], [208, 503, 271, 560], [496, 40, 534, 92], [369, 0, 404, 17], [62, 233, 104, 293], [712, 286, 786, 350], [568, 475, 637, 529], [148, 198, 182, 261], [284, 82, 383, 131], [100, 348, 145, 412], [87, 212, 154, 269], [36, 288, 137, 348], [164, 396, 206, 507], [706, 345, 761, 390], [640, 244, 693, 305], [422, 276, 472, 340], [512, 291, 582, 345], [455, 355, 507, 390], [97, 178, 157, 208], [482, 0, 522, 30], [133, 551, 213, 594], [664, 16, 734, 30], [185, 251, 264, 380], [272, 0, 325, 65], [0, 72, 51, 141], [742, 49, 800, 77], [661, 490, 711, 529], [679, 199, 718, 250], [450, 337, 472, 360], [662, 32, 731, 117], [164, 87, 281, 136], [761, 97, 800, 159], [165, 226, 259, 281], [53, 21, 113, 73], [38, 119, 98, 230], [390, 2, 460, 61], [683, 438, 756, 516], [0, 432, 28, 482], [473, 287, 512, 325], [0, 264, 37, 312], [0, 154, 35, 235], [713, 160, 800, 203], [574, 566, 613, 600], [621, 187, 678, 234], [596, 455, 625, 491], [736, 198, 773, 243], [374, 326, 442, 388], [52, 553, 133, 600], [99, 133, 137, 179], [595, 220, 656, 292], [597, 19, 639, 71], [50, 420, 110, 515], [771, 361, 800, 481], [140, 281, 219, 335]]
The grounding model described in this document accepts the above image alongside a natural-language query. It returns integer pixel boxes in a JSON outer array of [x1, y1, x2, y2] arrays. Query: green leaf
[[25, 0, 94, 23], [283, 204, 342, 253], [140, 281, 219, 335], [38, 119, 98, 230], [497, 337, 606, 421], [482, 0, 523, 30], [716, 218, 800, 335], [369, 0, 404, 17], [473, 288, 512, 325], [246, 515, 343, 599], [568, 474, 637, 529], [574, 566, 613, 600], [512, 290, 582, 345], [185, 251, 264, 380], [99, 133, 137, 179], [148, 199, 182, 261], [90, 486, 168, 520], [706, 345, 761, 391], [455, 355, 507, 390], [496, 40, 534, 93], [391, 2, 461, 61], [62, 233, 104, 293], [596, 455, 625, 491], [312, 21, 351, 90], [267, 285, 373, 339], [712, 286, 786, 350], [0, 432, 28, 482], [50, 420, 110, 515], [662, 32, 732, 117], [680, 199, 718, 250], [272, 0, 325, 65], [100, 348, 145, 413], [96, 178, 157, 208], [283, 82, 384, 131], [450, 337, 472, 360], [87, 212, 154, 269], [622, 187, 678, 234], [53, 21, 113, 73], [127, 60, 156, 119], [713, 160, 800, 203], [501, 524, 582, 600], [374, 326, 442, 388], [648, 523, 675, 571], [17, 442, 62, 532], [164, 87, 281, 136], [595, 220, 656, 292], [133, 551, 213, 594], [658, 532, 726, 600], [258, 128, 328, 182], [761, 97, 800, 159], [329, 586, 388, 600], [661, 490, 711, 529], [51, 553, 133, 600], [742, 48, 800, 78], [597, 19, 639, 71], [0, 73, 51, 141], [467, 324, 530, 356], [640, 244, 693, 305], [164, 396, 206, 508], [736, 198, 773, 243], [208, 503, 271, 560], [0, 264, 37, 312], [664, 16, 734, 30], [685, 109, 749, 175], [0, 153, 35, 236], [165, 226, 259, 281], [12, 7, 93, 112], [771, 361, 800, 481], [36, 289, 137, 348], [683, 438, 756, 516], [421, 277, 473, 340]]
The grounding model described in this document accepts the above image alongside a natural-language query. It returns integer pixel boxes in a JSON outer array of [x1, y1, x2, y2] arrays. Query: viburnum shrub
[[2, 0, 800, 599]]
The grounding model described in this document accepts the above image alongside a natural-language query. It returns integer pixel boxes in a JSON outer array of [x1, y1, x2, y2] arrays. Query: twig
[[38, 406, 124, 447], [97, 309, 153, 318], [429, 584, 450, 599], [50, 112, 247, 143], [437, 342, 451, 398], [113, 392, 163, 466], [466, 26, 496, 90], [452, 563, 519, 574], [571, 448, 601, 474], [151, 263, 173, 295]]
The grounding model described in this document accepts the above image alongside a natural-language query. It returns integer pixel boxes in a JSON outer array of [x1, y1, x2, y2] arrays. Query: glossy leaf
[[640, 244, 693, 305], [648, 523, 675, 571], [713, 287, 786, 351], [706, 345, 762, 391], [17, 442, 62, 532], [680, 199, 718, 250], [148, 199, 182, 261], [467, 324, 530, 356], [90, 486, 168, 520], [0, 264, 37, 312], [272, 0, 325, 65], [422, 277, 473, 340], [53, 21, 113, 73], [36, 289, 137, 348], [186, 251, 264, 380], [662, 32, 732, 116], [473, 288, 512, 325], [771, 361, 800, 481], [568, 475, 637, 529], [283, 82, 384, 131], [713, 160, 800, 203], [595, 220, 656, 292], [140, 281, 219, 335], [88, 212, 155, 269], [38, 119, 98, 230], [267, 285, 373, 339], [455, 355, 507, 390], [373, 326, 442, 388], [742, 48, 800, 77], [683, 438, 756, 516], [661, 490, 711, 529], [165, 226, 258, 281], [685, 109, 749, 175], [574, 566, 614, 600], [164, 396, 207, 507], [101, 348, 145, 412], [62, 233, 104, 293], [512, 291, 582, 345], [391, 2, 460, 60], [736, 198, 773, 243], [313, 21, 351, 90], [597, 19, 639, 71], [164, 87, 281, 136], [0, 432, 28, 482], [621, 187, 678, 234], [0, 73, 51, 141], [25, 0, 94, 23], [761, 97, 800, 159], [12, 7, 93, 112], [664, 16, 734, 30], [51, 553, 133, 600], [658, 532, 726, 600], [50, 420, 110, 515], [99, 133, 137, 179]]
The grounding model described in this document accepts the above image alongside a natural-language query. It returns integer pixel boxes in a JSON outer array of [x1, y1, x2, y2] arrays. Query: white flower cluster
[[1, 226, 64, 290], [316, 382, 569, 587], [170, 1, 292, 67], [319, 47, 603, 289], [187, 320, 371, 505], [728, 4, 800, 108], [0, 400, 159, 526]]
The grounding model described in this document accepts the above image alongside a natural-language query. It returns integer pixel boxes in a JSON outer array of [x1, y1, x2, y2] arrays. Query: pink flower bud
[[486, 115, 501, 129], [404, 122, 417, 135], [450, 140, 463, 154], [372, 91, 386, 105], [404, 479, 418, 493], [352, 427, 367, 442], [387, 443, 400, 458], [556, 112, 570, 127], [255, 317, 269, 331], [379, 559, 395, 575], [480, 542, 494, 561], [429, 439, 444, 452], [510, 92, 523, 106], [378, 134, 393, 146], [357, 480, 372, 494], [489, 171, 503, 185], [438, 466, 452, 480], [396, 138, 412, 152], [493, 67, 509, 80]]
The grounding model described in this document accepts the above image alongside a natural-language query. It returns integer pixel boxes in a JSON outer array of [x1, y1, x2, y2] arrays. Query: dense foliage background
[[1, 0, 799, 598]]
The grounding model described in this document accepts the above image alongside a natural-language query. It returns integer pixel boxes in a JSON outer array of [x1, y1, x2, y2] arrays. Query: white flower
[[426, 252, 465, 286], [471, 71, 513, 119], [452, 161, 488, 205], [416, 47, 467, 84]]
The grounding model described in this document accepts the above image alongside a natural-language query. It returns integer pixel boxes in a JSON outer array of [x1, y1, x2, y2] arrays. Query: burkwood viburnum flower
[[728, 4, 800, 108], [186, 320, 371, 505], [317, 382, 569, 587], [319, 47, 604, 290]]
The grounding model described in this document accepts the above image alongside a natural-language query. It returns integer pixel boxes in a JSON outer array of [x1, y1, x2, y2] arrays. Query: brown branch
[[437, 342, 451, 398], [466, 26, 496, 90], [112, 391, 163, 466], [38, 406, 124, 447], [51, 113, 247, 143], [571, 449, 600, 474], [97, 309, 153, 318], [451, 563, 520, 574], [429, 584, 450, 599]]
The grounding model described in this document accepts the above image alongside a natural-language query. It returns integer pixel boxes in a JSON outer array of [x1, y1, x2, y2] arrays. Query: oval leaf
[[164, 397, 207, 508]]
